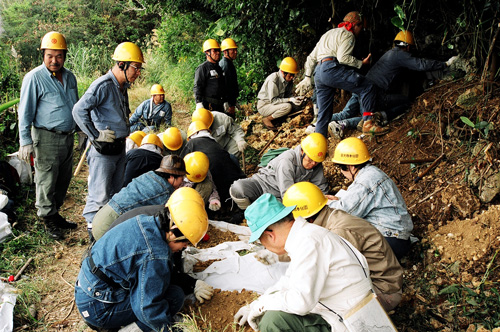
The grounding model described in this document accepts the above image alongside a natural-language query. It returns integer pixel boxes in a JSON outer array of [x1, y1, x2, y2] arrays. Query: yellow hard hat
[[150, 84, 165, 95], [162, 127, 183, 151], [112, 42, 145, 63], [192, 108, 214, 127], [394, 30, 415, 46], [331, 137, 371, 165], [221, 38, 238, 51], [128, 131, 146, 146], [301, 133, 327, 162], [187, 121, 210, 139], [167, 187, 208, 246], [40, 31, 67, 50], [184, 151, 209, 183], [283, 182, 328, 219], [141, 134, 163, 149], [279, 57, 299, 74], [203, 39, 220, 52]]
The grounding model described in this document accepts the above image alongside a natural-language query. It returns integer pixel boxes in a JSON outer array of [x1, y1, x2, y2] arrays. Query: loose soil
[[8, 78, 500, 331]]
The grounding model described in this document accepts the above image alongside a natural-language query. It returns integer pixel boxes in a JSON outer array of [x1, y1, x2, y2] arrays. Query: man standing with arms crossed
[[18, 31, 79, 240], [73, 42, 144, 240]]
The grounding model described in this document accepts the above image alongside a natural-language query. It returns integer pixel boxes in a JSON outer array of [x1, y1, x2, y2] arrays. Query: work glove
[[196, 102, 204, 110], [289, 97, 303, 106], [237, 140, 248, 152], [96, 129, 116, 143], [208, 199, 221, 211], [446, 56, 459, 67], [234, 305, 251, 326], [248, 303, 266, 331], [295, 76, 312, 96], [223, 102, 229, 112], [254, 250, 278, 265], [19, 144, 35, 164], [194, 280, 214, 303]]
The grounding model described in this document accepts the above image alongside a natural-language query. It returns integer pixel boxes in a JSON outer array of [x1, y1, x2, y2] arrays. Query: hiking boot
[[362, 120, 389, 136], [356, 119, 364, 132], [53, 213, 78, 229], [262, 115, 277, 131], [328, 121, 345, 139], [43, 218, 64, 240], [305, 124, 316, 134], [372, 112, 388, 126]]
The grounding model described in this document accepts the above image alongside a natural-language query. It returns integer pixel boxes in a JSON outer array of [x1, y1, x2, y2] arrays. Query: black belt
[[203, 96, 224, 105], [88, 254, 121, 289], [34, 126, 73, 135], [320, 57, 335, 64]]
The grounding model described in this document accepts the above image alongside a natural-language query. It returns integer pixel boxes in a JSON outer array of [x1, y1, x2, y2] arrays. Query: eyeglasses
[[283, 72, 295, 78], [129, 64, 142, 73]]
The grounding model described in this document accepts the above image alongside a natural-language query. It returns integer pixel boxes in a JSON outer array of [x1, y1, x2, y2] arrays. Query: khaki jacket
[[313, 207, 403, 294]]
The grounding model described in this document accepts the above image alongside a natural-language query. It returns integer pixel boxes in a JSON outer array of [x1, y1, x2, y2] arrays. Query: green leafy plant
[[460, 116, 492, 138]]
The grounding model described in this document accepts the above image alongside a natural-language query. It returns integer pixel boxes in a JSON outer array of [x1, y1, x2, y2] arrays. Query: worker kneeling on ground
[[230, 133, 328, 210], [257, 57, 305, 131], [122, 133, 164, 187], [75, 188, 213, 331], [283, 181, 403, 311], [329, 137, 413, 260], [235, 193, 396, 331], [91, 155, 187, 241], [129, 84, 172, 132]]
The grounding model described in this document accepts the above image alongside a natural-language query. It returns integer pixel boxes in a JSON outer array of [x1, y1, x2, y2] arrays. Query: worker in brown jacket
[[283, 181, 403, 311]]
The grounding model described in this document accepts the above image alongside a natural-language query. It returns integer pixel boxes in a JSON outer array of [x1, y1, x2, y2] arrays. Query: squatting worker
[[75, 188, 213, 331], [283, 181, 403, 311], [129, 84, 172, 132], [73, 42, 144, 240], [329, 137, 414, 260], [194, 39, 226, 114], [234, 193, 386, 331], [295, 11, 387, 137], [18, 31, 79, 240]]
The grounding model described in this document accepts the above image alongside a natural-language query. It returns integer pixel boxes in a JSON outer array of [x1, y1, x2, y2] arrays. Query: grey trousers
[[32, 127, 74, 218], [259, 311, 331, 332]]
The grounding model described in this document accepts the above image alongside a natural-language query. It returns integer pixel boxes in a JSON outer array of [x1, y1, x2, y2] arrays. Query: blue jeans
[[314, 59, 376, 137], [83, 146, 126, 227], [75, 282, 184, 330], [330, 94, 363, 129]]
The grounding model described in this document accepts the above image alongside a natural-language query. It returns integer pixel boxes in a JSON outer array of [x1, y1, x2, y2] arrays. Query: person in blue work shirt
[[91, 154, 187, 242], [295, 11, 387, 137], [327, 30, 458, 139], [329, 137, 414, 260], [129, 84, 172, 132], [75, 188, 213, 332], [17, 31, 79, 240], [73, 42, 144, 238]]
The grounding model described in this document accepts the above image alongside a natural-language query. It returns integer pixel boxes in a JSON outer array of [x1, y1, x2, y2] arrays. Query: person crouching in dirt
[[91, 155, 186, 241], [329, 137, 413, 260], [122, 133, 164, 188], [283, 182, 403, 311], [230, 133, 329, 210], [180, 121, 246, 223], [129, 84, 172, 132], [257, 57, 305, 131], [234, 193, 388, 331], [75, 188, 214, 331], [180, 151, 221, 212]]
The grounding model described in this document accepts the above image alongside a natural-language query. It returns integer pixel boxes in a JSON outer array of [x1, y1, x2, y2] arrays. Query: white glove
[[248, 303, 266, 331], [194, 280, 214, 303], [96, 129, 116, 143], [19, 144, 35, 164], [295, 76, 312, 96], [234, 305, 251, 326], [196, 102, 204, 110], [289, 97, 303, 106], [208, 199, 221, 211], [223, 102, 229, 112], [446, 56, 459, 67], [254, 250, 278, 265], [237, 140, 247, 152]]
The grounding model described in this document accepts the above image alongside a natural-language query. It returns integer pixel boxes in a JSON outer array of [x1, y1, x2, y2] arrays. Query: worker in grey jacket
[[192, 108, 247, 158], [230, 133, 328, 209]]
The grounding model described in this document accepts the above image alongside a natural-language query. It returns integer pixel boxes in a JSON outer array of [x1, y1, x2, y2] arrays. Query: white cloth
[[247, 218, 373, 332]]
